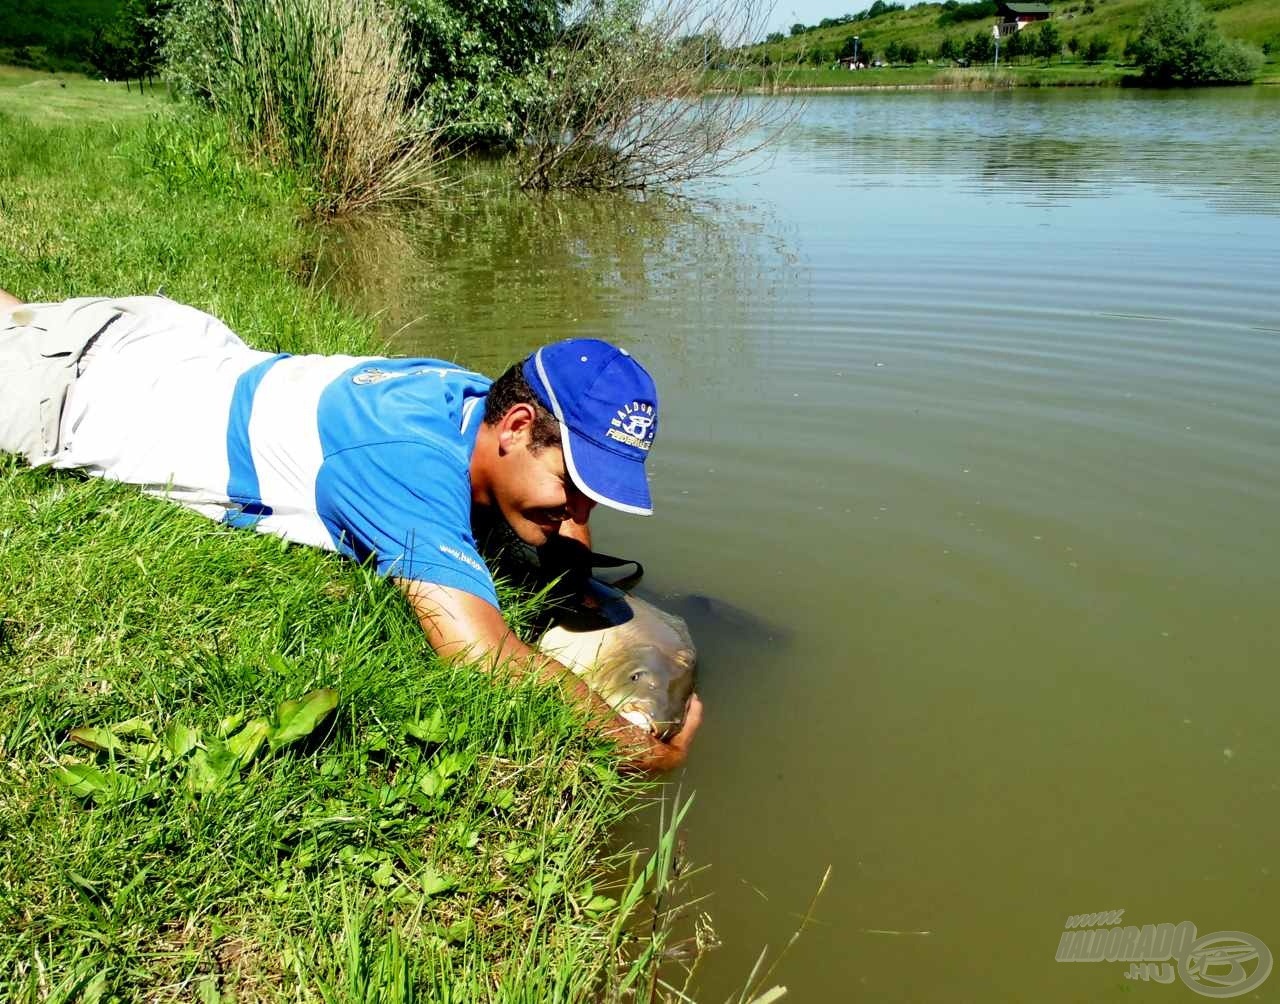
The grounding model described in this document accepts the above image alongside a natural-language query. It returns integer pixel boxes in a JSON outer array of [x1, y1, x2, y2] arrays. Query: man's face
[[492, 440, 596, 546]]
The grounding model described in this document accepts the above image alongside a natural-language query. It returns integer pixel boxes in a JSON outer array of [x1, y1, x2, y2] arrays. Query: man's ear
[[497, 403, 538, 453]]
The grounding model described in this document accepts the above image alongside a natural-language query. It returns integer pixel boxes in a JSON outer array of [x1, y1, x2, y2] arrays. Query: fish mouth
[[618, 705, 658, 732], [617, 696, 690, 741]]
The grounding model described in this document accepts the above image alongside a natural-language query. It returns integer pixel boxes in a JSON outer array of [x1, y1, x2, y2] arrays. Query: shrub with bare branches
[[516, 0, 789, 191]]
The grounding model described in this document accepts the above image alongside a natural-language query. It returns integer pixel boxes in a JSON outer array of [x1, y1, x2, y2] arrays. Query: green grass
[[0, 65, 159, 121], [0, 98, 727, 1001]]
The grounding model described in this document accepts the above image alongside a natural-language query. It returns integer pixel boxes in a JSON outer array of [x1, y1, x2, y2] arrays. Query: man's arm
[[0, 289, 22, 311], [395, 578, 700, 772]]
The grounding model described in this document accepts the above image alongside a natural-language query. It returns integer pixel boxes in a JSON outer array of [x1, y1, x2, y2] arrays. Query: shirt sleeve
[[314, 440, 499, 607]]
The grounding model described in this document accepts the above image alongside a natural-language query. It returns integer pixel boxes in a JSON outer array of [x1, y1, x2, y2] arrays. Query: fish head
[[596, 640, 697, 740], [538, 595, 697, 740]]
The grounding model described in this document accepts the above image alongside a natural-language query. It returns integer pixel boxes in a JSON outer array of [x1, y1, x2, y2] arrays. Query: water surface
[[323, 87, 1280, 1001]]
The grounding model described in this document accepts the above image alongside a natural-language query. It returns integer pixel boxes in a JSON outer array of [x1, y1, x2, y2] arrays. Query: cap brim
[[560, 422, 653, 516]]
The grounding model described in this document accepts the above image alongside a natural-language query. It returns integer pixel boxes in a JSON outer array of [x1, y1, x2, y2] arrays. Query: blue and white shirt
[[56, 297, 498, 605]]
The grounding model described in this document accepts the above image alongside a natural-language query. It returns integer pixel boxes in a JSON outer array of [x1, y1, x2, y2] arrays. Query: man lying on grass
[[0, 288, 702, 772]]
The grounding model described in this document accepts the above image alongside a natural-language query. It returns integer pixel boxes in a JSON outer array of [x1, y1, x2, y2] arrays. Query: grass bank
[[0, 66, 162, 121], [0, 81, 714, 1001]]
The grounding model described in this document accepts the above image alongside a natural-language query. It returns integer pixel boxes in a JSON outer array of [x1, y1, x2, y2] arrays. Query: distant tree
[[676, 31, 725, 66], [87, 0, 166, 90], [937, 34, 961, 60], [807, 46, 830, 65], [964, 28, 995, 62], [1129, 0, 1261, 83], [899, 41, 919, 63], [936, 0, 997, 27], [765, 30, 785, 43], [884, 39, 901, 62], [790, 22, 807, 36], [838, 33, 861, 59], [1083, 35, 1110, 61], [1003, 28, 1025, 62], [866, 0, 903, 17], [1035, 19, 1062, 60], [1067, 34, 1081, 57]]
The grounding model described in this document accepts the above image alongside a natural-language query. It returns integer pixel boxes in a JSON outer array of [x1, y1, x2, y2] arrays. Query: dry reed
[[209, 0, 440, 216]]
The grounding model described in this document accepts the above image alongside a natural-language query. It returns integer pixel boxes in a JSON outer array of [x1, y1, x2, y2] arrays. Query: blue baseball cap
[[523, 339, 658, 516]]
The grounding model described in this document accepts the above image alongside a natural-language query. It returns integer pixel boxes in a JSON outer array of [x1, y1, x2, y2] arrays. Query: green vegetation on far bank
[[711, 59, 1134, 90], [752, 0, 1278, 65], [744, 0, 1276, 87], [0, 88, 743, 1001]]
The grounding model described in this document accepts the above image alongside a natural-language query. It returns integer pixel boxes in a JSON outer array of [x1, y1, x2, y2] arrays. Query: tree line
[[755, 20, 1104, 68], [0, 0, 163, 82]]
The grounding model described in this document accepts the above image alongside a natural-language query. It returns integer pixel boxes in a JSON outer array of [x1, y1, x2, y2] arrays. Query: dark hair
[[484, 359, 562, 451]]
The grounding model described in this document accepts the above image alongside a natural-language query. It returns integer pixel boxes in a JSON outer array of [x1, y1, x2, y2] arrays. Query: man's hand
[[396, 578, 701, 772], [610, 694, 703, 773]]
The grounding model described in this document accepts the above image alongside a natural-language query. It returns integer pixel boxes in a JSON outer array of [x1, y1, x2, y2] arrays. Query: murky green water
[[323, 87, 1280, 1001]]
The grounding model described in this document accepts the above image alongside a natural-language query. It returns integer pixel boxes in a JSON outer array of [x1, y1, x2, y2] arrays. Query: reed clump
[[166, 0, 440, 217], [931, 66, 1017, 88]]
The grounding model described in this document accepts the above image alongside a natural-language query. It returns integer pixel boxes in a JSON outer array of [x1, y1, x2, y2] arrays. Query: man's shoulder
[[315, 358, 491, 456]]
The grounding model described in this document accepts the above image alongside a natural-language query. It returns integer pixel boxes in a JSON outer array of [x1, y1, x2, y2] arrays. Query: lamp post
[[854, 35, 860, 67]]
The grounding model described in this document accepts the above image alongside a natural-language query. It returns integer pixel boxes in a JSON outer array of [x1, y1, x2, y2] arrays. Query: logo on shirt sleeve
[[353, 365, 455, 386]]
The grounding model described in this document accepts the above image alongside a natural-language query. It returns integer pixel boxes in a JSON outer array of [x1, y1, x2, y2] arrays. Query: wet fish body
[[538, 591, 696, 740]]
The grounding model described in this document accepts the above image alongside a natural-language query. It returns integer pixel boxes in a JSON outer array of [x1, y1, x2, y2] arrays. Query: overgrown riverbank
[[0, 81, 710, 1002]]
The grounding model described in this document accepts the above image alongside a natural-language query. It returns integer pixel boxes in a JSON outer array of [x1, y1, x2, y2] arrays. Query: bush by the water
[[516, 0, 785, 191], [1130, 0, 1262, 83], [397, 0, 562, 148]]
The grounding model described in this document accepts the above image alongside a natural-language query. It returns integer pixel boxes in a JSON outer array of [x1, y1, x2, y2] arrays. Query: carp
[[538, 581, 696, 740]]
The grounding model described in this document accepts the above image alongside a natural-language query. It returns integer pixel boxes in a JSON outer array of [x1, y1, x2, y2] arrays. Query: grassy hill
[[749, 0, 1279, 68]]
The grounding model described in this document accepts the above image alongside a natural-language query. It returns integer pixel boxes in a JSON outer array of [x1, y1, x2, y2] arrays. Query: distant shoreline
[[713, 80, 1112, 93], [708, 71, 1280, 95]]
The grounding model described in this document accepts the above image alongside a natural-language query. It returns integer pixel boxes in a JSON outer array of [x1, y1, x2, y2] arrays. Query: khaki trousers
[[0, 298, 128, 466]]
